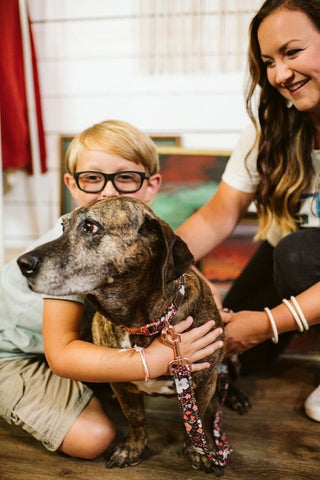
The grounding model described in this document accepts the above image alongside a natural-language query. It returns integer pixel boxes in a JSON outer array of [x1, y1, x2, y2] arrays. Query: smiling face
[[64, 146, 161, 207], [258, 8, 320, 116]]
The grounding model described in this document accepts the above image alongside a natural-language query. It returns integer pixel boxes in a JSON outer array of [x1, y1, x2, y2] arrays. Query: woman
[[176, 0, 320, 421]]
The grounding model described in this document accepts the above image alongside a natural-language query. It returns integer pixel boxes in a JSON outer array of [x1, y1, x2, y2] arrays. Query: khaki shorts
[[0, 357, 93, 451]]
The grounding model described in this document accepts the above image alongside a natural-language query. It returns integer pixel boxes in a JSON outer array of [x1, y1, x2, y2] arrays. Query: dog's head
[[17, 197, 194, 301]]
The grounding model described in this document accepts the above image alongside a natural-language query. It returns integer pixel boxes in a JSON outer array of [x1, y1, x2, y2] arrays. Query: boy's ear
[[144, 173, 162, 202], [64, 173, 80, 200]]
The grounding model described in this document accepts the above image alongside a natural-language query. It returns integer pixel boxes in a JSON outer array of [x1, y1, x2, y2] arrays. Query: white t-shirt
[[0, 217, 84, 361], [222, 123, 320, 246]]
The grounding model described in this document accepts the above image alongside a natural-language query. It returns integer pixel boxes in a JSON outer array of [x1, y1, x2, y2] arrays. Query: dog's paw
[[183, 445, 224, 476], [224, 381, 251, 414], [106, 441, 150, 469]]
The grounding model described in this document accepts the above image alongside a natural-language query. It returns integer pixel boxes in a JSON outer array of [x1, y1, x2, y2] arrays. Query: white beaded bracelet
[[290, 296, 309, 331], [282, 298, 304, 332], [264, 307, 279, 344]]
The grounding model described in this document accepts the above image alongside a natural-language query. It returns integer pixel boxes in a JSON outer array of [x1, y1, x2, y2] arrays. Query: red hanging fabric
[[0, 0, 47, 173]]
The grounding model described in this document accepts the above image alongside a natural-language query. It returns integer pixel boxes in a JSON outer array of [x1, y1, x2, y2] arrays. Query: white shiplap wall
[[3, 0, 261, 252]]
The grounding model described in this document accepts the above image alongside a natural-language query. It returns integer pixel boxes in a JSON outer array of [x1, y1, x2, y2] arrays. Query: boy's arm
[[42, 298, 223, 382]]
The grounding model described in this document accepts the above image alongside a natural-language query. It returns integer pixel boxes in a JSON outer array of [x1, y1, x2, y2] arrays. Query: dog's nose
[[17, 253, 40, 277]]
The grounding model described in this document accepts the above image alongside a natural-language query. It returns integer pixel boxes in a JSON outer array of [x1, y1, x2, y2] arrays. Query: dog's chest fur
[[92, 311, 176, 396]]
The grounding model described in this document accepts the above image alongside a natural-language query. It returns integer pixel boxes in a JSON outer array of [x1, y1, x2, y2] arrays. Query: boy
[[0, 120, 223, 459]]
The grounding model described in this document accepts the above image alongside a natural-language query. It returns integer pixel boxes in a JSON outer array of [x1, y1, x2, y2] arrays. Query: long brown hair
[[246, 0, 320, 238]]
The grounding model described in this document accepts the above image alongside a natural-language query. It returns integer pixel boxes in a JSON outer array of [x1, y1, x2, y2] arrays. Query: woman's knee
[[59, 396, 116, 460]]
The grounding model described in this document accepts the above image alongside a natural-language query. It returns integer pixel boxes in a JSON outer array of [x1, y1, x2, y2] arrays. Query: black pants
[[223, 228, 320, 373]]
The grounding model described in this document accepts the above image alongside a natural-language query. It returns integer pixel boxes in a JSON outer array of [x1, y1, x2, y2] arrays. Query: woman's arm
[[43, 298, 223, 382], [221, 282, 320, 356], [176, 181, 253, 262]]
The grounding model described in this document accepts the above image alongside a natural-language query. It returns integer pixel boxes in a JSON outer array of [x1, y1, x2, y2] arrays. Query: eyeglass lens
[[76, 171, 145, 193]]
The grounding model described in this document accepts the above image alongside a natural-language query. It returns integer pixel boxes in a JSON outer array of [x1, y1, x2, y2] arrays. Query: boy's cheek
[[127, 189, 151, 203], [76, 192, 100, 206], [73, 188, 153, 207]]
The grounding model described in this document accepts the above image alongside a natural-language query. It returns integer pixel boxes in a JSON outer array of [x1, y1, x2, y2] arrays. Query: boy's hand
[[145, 316, 223, 378]]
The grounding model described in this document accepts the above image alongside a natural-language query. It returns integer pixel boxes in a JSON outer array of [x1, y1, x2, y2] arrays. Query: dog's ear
[[139, 215, 194, 285], [161, 226, 194, 283]]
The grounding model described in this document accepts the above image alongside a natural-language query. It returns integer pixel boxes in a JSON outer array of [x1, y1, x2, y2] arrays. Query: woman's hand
[[145, 316, 223, 378], [221, 310, 271, 357]]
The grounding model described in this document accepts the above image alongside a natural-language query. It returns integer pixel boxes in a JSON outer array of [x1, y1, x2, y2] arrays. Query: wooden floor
[[1, 354, 320, 480]]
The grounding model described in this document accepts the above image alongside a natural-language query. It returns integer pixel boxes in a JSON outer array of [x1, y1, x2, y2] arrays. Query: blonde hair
[[65, 120, 159, 175]]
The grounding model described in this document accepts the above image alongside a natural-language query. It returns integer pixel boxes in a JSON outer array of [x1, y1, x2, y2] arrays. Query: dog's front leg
[[106, 382, 149, 468]]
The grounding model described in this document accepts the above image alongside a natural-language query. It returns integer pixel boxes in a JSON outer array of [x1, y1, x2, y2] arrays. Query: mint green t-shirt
[[0, 218, 84, 361]]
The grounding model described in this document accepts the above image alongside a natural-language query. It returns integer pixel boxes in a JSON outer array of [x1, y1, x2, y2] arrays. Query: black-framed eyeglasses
[[73, 171, 150, 194]]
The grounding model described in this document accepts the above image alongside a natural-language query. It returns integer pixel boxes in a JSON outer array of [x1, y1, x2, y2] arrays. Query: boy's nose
[[99, 179, 119, 197]]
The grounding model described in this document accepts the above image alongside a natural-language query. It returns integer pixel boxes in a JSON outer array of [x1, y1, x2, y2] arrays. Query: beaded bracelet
[[264, 307, 279, 344]]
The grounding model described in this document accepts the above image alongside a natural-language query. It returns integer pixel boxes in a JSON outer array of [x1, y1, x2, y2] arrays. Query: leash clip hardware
[[161, 323, 191, 375], [168, 357, 191, 375]]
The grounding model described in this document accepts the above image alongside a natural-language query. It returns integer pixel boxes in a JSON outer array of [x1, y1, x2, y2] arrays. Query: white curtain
[[138, 0, 261, 74]]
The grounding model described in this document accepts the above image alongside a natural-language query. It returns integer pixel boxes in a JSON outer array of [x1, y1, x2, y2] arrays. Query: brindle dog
[[17, 197, 225, 475]]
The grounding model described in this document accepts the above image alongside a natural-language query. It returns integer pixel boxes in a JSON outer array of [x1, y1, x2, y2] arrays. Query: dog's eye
[[81, 220, 100, 234]]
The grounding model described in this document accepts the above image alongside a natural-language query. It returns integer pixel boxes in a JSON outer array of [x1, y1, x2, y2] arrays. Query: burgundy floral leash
[[122, 274, 232, 468], [162, 324, 232, 468]]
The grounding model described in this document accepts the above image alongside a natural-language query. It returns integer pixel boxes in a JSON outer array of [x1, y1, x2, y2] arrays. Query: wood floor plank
[[0, 357, 319, 480]]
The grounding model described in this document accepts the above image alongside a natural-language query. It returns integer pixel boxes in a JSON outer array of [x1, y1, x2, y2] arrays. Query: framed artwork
[[150, 147, 230, 230], [60, 138, 228, 220], [150, 135, 181, 147]]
